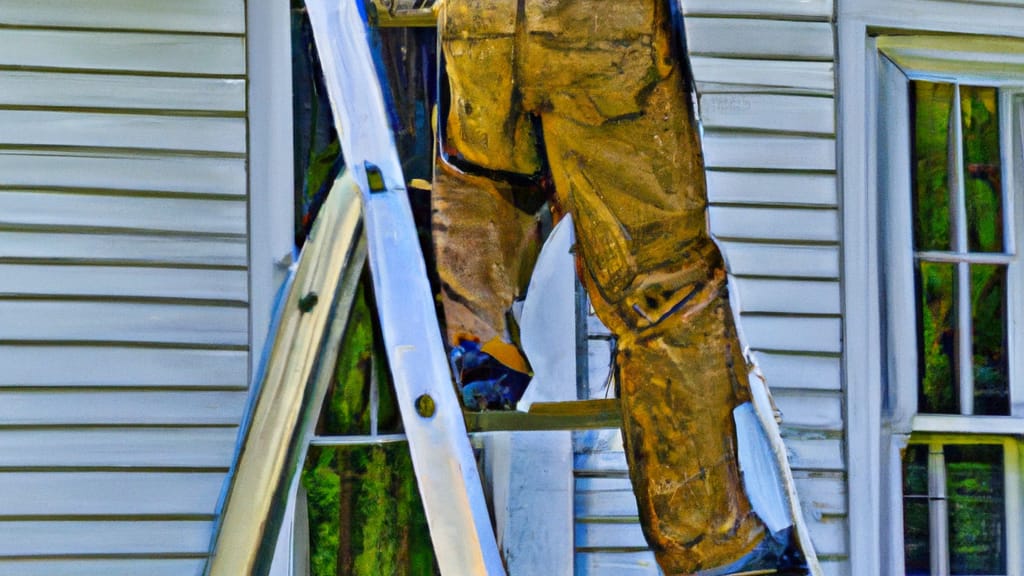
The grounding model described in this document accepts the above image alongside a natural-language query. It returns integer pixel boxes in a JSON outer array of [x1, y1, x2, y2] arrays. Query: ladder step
[[465, 399, 622, 432]]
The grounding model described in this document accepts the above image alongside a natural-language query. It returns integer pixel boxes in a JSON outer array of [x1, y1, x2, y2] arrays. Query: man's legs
[[539, 66, 765, 571], [437, 0, 770, 572]]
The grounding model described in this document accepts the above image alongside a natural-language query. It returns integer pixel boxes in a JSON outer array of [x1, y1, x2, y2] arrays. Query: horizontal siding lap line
[[0, 467, 229, 474], [0, 187, 244, 202], [682, 13, 831, 22], [0, 425, 238, 432], [0, 65, 247, 81], [689, 51, 832, 63], [0, 386, 247, 392], [0, 296, 248, 308], [715, 237, 839, 247], [0, 554, 210, 561], [0, 105, 246, 118], [0, 23, 244, 39], [0, 225, 246, 239], [0, 145, 246, 160], [697, 83, 834, 98], [705, 167, 836, 175], [0, 258, 246, 271], [0, 341, 248, 352]]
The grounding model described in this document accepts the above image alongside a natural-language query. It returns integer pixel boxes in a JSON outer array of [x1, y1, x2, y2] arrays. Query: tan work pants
[[433, 0, 766, 571]]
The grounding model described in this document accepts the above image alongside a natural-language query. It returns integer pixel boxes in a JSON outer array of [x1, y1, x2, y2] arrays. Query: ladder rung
[[310, 433, 409, 446]]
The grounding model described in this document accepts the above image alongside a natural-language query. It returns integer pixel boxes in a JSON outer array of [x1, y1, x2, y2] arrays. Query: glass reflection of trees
[[911, 81, 1008, 417]]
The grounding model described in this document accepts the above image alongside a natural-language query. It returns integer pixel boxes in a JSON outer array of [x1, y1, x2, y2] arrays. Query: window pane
[[912, 81, 954, 251], [903, 445, 931, 575], [917, 262, 959, 413], [971, 265, 1009, 415], [961, 86, 1004, 253], [945, 444, 1006, 575]]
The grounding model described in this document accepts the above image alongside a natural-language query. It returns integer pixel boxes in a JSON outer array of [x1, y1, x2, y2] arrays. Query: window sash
[[880, 57, 1024, 426]]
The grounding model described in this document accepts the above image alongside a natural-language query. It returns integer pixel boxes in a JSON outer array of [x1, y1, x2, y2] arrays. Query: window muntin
[[910, 81, 1013, 417]]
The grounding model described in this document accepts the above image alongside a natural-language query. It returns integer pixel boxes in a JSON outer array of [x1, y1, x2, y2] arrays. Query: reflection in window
[[910, 81, 1010, 416], [902, 443, 1006, 576]]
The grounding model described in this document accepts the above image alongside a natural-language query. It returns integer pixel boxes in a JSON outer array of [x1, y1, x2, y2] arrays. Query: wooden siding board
[[757, 352, 842, 391], [0, 302, 248, 346], [575, 488, 640, 520], [805, 515, 848, 556], [0, 29, 245, 75], [703, 133, 836, 171], [0, 559, 206, 576], [690, 57, 834, 95], [0, 151, 247, 196], [0, 231, 246, 267], [734, 278, 840, 315], [700, 94, 835, 136], [785, 436, 845, 471], [0, 192, 246, 235], [0, 0, 244, 34], [0, 472, 223, 516], [574, 551, 659, 575], [0, 72, 245, 112], [0, 390, 247, 426], [792, 473, 847, 518], [686, 18, 834, 60], [707, 171, 837, 208], [710, 206, 839, 243], [0, 347, 247, 388], [774, 391, 844, 432], [680, 0, 833, 19], [0, 110, 246, 154], [739, 315, 841, 353], [575, 521, 648, 549], [0, 265, 248, 303], [719, 242, 839, 278], [0, 428, 237, 468], [0, 520, 212, 556]]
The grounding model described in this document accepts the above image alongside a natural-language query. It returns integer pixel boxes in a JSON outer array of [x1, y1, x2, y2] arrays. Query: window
[[877, 35, 1024, 576], [902, 437, 1017, 576]]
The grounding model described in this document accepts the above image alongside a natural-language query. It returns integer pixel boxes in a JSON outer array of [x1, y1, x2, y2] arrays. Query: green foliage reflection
[[301, 279, 438, 576]]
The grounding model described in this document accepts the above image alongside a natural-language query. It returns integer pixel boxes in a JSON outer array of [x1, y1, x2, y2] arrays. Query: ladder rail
[[208, 173, 367, 576], [305, 1, 505, 573]]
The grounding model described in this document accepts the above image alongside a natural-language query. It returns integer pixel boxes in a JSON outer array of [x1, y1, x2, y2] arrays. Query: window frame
[[876, 36, 1024, 576], [881, 51, 1024, 431]]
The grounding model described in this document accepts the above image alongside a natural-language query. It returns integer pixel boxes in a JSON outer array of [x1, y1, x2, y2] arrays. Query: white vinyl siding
[[0, 2, 250, 573]]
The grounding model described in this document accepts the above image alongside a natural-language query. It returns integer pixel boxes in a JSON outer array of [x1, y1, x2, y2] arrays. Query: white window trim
[[840, 14, 1024, 573], [248, 0, 297, 380]]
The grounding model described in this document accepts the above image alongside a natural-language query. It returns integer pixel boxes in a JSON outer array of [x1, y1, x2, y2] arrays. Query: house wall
[[0, 1, 265, 574], [575, 1, 849, 574]]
